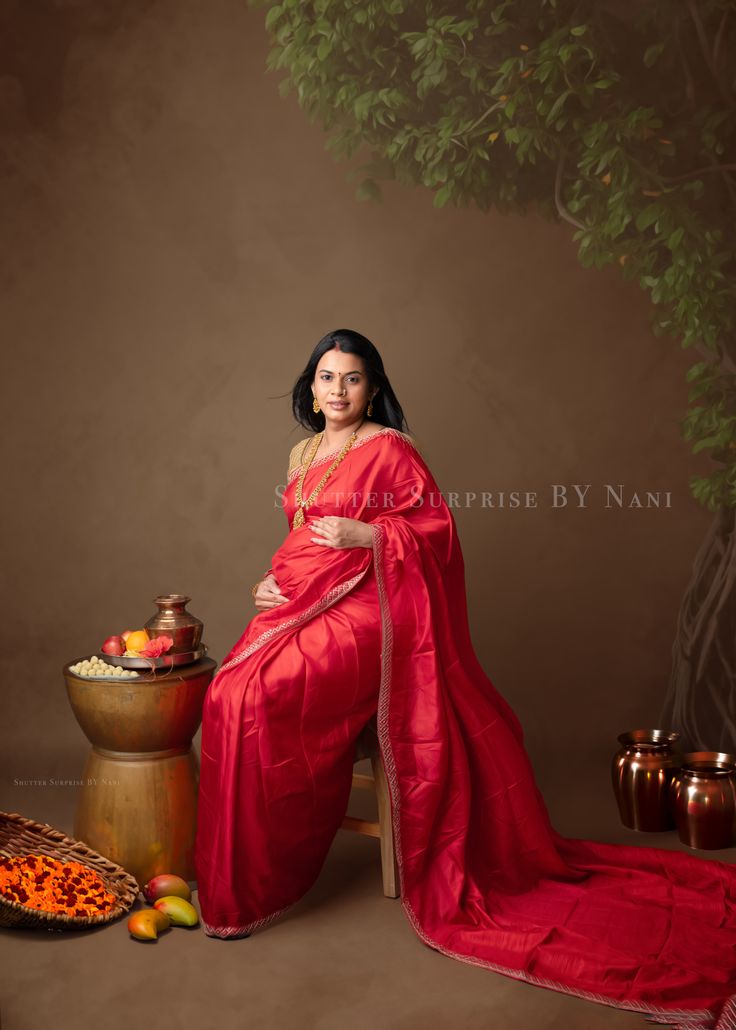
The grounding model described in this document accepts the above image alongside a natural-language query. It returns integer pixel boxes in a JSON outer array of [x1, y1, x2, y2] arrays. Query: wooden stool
[[340, 714, 400, 898]]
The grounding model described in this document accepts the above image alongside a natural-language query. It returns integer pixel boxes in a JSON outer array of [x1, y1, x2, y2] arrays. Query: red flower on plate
[[138, 635, 174, 658]]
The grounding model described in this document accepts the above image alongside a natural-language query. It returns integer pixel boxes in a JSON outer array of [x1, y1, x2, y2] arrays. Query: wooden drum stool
[[63, 656, 216, 889], [341, 714, 400, 898]]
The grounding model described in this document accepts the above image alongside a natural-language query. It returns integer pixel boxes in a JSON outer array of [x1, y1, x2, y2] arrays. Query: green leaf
[[685, 363, 708, 383], [545, 89, 571, 125], [693, 435, 723, 454], [570, 25, 586, 35], [265, 5, 283, 31], [356, 179, 382, 202], [353, 92, 375, 120], [636, 204, 660, 231], [434, 184, 452, 208]]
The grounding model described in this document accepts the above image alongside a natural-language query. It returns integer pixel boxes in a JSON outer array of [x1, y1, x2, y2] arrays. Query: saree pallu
[[195, 427, 736, 1029]]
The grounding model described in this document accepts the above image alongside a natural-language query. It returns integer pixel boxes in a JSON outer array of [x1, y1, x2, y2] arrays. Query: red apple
[[101, 635, 126, 657]]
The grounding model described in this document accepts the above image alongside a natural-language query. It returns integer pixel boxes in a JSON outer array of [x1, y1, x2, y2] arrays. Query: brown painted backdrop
[[0, 0, 710, 833]]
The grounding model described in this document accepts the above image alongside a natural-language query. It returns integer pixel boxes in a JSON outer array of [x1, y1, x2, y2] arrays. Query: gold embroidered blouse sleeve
[[287, 438, 312, 478]]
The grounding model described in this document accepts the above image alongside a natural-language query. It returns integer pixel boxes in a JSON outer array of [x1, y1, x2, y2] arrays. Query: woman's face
[[312, 348, 374, 426]]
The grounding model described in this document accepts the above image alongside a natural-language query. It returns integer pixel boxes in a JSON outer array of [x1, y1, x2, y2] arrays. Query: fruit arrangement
[[69, 656, 140, 679], [102, 629, 174, 659], [0, 854, 118, 917], [127, 873, 199, 941]]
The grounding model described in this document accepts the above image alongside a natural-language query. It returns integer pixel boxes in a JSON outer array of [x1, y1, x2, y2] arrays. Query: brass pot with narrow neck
[[144, 595, 203, 654], [611, 728, 682, 831]]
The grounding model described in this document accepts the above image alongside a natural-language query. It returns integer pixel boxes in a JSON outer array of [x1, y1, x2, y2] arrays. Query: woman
[[195, 330, 736, 1029]]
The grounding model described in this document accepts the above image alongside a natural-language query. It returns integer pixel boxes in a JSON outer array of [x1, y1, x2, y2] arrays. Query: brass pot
[[670, 751, 736, 850], [144, 594, 203, 654], [611, 728, 681, 831]]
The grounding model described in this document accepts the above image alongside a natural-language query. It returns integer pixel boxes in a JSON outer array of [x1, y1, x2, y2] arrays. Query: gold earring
[[312, 396, 320, 413], [367, 398, 373, 416]]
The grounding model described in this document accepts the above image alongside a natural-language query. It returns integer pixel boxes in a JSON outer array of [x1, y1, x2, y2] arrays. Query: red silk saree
[[195, 427, 736, 1029]]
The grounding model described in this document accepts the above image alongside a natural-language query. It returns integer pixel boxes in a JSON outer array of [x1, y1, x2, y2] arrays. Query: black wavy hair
[[291, 329, 410, 435]]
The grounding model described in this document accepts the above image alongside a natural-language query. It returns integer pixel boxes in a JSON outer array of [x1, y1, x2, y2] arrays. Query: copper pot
[[670, 751, 736, 850], [144, 594, 203, 654], [611, 728, 681, 831]]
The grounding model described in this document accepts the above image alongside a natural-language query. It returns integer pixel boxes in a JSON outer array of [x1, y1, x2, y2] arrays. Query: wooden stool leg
[[370, 751, 400, 898]]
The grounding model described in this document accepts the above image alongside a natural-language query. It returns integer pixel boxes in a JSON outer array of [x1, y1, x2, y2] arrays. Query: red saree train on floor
[[195, 427, 736, 1029]]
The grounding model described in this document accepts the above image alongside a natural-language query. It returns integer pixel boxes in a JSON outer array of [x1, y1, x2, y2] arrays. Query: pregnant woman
[[195, 329, 736, 1030]]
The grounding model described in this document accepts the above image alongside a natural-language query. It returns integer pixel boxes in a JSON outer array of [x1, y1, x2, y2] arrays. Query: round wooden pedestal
[[63, 656, 216, 888]]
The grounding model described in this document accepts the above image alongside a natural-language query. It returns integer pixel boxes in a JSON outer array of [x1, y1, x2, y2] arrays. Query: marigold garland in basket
[[0, 854, 118, 917]]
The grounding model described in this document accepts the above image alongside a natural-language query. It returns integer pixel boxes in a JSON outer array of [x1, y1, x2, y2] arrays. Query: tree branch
[[663, 162, 736, 183], [466, 100, 505, 135]]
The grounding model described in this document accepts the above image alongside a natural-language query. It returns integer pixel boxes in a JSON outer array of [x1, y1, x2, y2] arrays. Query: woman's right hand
[[253, 573, 290, 611]]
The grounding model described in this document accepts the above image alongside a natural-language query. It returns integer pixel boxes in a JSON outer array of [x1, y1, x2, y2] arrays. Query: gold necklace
[[292, 428, 360, 530]]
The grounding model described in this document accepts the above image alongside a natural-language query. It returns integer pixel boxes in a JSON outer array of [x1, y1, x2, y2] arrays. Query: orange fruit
[[125, 629, 150, 655]]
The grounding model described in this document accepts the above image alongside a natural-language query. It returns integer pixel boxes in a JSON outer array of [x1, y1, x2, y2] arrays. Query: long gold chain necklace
[[292, 426, 361, 530]]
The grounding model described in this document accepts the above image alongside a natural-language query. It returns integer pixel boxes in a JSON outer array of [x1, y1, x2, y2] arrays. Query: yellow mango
[[153, 896, 199, 927], [127, 907, 170, 941]]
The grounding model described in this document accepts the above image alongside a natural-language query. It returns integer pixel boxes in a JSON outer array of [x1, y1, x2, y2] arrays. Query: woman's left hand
[[308, 516, 373, 549]]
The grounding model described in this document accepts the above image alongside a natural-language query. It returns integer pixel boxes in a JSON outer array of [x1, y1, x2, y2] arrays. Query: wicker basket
[[0, 812, 139, 931]]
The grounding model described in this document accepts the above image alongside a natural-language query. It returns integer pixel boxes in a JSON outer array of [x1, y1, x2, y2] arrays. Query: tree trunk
[[659, 505, 736, 753]]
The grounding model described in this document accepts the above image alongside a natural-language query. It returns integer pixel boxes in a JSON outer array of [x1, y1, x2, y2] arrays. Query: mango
[[127, 907, 170, 941], [143, 873, 191, 904], [153, 895, 199, 927]]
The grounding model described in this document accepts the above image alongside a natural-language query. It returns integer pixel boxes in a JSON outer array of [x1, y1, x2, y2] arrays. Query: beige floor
[[2, 766, 733, 1030]]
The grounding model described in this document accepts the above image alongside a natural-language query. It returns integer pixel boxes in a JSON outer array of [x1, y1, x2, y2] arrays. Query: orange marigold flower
[[0, 854, 117, 917]]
